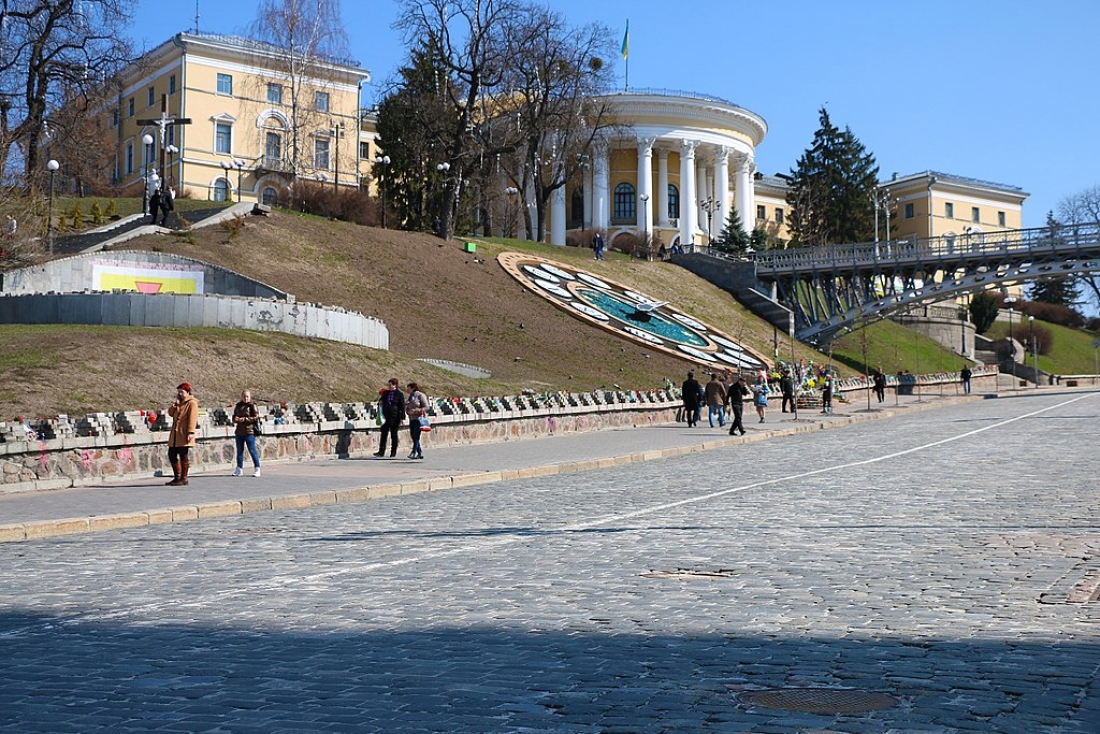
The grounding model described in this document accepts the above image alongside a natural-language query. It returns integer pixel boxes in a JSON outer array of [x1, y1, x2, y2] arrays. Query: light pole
[[47, 159, 59, 255], [701, 197, 718, 246], [1004, 296, 1017, 390], [142, 133, 154, 215], [373, 154, 391, 228], [435, 162, 450, 236], [165, 144, 178, 187], [1028, 315, 1038, 387], [639, 193, 650, 255], [221, 159, 244, 202], [503, 186, 519, 238]]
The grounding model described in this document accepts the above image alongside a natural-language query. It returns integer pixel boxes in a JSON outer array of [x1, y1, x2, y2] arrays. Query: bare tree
[[495, 7, 617, 243], [394, 0, 518, 240], [249, 0, 353, 179], [1056, 187, 1100, 310], [0, 0, 134, 185]]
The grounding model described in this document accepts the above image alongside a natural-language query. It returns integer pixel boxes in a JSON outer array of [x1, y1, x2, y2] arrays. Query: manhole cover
[[641, 568, 737, 579], [737, 688, 898, 715]]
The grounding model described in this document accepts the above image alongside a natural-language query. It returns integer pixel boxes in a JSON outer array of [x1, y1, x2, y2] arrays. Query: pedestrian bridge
[[685, 222, 1100, 345]]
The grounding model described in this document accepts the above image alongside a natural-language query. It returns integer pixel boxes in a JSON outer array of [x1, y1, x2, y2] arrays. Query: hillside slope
[[3, 210, 831, 417]]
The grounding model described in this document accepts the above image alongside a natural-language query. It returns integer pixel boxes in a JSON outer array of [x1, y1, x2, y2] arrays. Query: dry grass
[[0, 210, 831, 418]]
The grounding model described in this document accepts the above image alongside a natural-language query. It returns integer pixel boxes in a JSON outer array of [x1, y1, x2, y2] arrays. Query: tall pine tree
[[785, 108, 879, 247], [711, 207, 750, 254]]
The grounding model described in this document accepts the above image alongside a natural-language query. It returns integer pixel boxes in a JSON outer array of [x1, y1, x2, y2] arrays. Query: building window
[[756, 204, 766, 220], [111, 109, 119, 127], [125, 141, 134, 174], [267, 83, 282, 104], [971, 206, 980, 223], [215, 121, 232, 154], [998, 211, 1006, 227], [166, 125, 175, 147], [613, 182, 636, 221], [359, 141, 371, 160], [775, 207, 784, 224], [265, 131, 282, 167], [217, 73, 233, 95], [147, 86, 155, 107], [213, 179, 229, 202], [315, 91, 330, 111], [945, 202, 954, 219], [314, 137, 330, 169], [128, 98, 134, 117], [904, 202, 915, 219], [262, 186, 278, 206], [169, 75, 176, 95], [667, 184, 680, 219]]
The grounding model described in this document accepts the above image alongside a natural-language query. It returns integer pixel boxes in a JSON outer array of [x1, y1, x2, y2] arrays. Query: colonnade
[[548, 137, 756, 247]]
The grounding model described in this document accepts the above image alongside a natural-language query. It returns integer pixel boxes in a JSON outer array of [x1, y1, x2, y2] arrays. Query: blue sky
[[129, 0, 1100, 229]]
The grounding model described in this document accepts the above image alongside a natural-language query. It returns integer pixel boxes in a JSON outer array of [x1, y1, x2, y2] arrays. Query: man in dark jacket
[[681, 371, 701, 427], [726, 375, 750, 435], [374, 377, 406, 457], [780, 369, 794, 413]]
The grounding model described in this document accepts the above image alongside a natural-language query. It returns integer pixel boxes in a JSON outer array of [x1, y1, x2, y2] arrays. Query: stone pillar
[[716, 146, 731, 235], [550, 183, 566, 246], [637, 138, 654, 235], [679, 140, 698, 248], [592, 144, 609, 231], [735, 155, 754, 234], [657, 149, 670, 226]]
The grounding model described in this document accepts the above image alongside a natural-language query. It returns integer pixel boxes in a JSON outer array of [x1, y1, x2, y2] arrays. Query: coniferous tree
[[1028, 212, 1082, 308], [711, 207, 750, 253], [785, 108, 879, 247], [969, 291, 1000, 334]]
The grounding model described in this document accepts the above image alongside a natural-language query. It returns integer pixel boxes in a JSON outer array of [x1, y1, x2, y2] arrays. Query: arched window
[[614, 182, 636, 221], [668, 184, 680, 220], [262, 186, 278, 206], [570, 187, 584, 226], [213, 178, 230, 202]]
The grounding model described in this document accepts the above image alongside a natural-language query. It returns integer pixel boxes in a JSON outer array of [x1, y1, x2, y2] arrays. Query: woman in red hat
[[166, 382, 198, 485]]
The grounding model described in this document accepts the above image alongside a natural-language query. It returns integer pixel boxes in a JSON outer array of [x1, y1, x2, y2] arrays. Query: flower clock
[[498, 253, 769, 372]]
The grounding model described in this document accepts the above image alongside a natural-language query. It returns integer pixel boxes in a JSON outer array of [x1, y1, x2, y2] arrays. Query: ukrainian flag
[[621, 20, 629, 60]]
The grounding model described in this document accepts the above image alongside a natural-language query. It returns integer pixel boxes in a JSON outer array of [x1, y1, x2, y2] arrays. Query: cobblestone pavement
[[1, 390, 1098, 733]]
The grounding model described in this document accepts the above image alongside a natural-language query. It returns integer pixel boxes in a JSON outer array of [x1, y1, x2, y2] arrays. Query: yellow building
[[881, 171, 1028, 243], [109, 32, 370, 205]]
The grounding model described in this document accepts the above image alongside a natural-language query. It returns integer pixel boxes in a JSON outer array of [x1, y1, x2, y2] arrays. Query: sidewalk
[[0, 390, 980, 542]]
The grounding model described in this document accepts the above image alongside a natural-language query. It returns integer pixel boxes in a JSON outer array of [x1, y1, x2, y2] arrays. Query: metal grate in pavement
[[737, 687, 898, 715]]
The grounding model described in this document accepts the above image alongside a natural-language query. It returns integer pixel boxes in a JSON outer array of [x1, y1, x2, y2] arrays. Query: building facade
[[107, 32, 370, 205]]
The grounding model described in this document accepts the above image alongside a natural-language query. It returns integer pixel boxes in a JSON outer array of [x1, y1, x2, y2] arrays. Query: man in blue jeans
[[704, 373, 727, 427]]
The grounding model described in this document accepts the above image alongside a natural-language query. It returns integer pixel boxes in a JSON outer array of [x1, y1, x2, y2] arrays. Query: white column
[[550, 183, 566, 246], [582, 162, 593, 230], [696, 157, 708, 240], [657, 149, 670, 226], [716, 146, 731, 234], [735, 155, 754, 234], [679, 139, 698, 247], [592, 144, 609, 231], [636, 138, 654, 234]]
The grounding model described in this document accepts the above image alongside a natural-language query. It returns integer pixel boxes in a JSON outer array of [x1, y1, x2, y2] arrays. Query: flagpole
[[622, 19, 629, 92]]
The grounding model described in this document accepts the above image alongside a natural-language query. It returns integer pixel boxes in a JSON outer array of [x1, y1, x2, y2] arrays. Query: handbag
[[252, 417, 262, 435], [418, 415, 432, 432]]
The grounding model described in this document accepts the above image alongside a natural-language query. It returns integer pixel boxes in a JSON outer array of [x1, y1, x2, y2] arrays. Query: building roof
[[886, 170, 1028, 197]]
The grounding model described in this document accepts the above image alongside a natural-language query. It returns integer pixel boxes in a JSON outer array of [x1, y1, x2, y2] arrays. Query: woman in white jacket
[[405, 382, 429, 459]]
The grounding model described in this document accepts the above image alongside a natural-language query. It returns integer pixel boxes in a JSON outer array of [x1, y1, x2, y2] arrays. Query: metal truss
[[752, 223, 1100, 344]]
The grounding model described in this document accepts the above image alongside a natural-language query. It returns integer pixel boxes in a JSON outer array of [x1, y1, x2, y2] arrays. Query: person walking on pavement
[[231, 389, 261, 477], [166, 382, 198, 486], [681, 370, 701, 427], [960, 365, 973, 394], [872, 367, 887, 403], [405, 381, 429, 460], [753, 377, 771, 423], [726, 375, 750, 435], [780, 368, 795, 413], [704, 373, 727, 428], [593, 231, 605, 260], [374, 377, 406, 457], [821, 374, 834, 414]]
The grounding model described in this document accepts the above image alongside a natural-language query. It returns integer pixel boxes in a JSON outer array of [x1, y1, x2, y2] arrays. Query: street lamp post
[[1004, 296, 1017, 390], [701, 197, 718, 246], [639, 193, 650, 256], [1028, 315, 1038, 387], [373, 155, 391, 228], [165, 144, 179, 187], [435, 162, 450, 237], [221, 160, 244, 202], [142, 133, 154, 215], [47, 159, 59, 256], [503, 186, 519, 238]]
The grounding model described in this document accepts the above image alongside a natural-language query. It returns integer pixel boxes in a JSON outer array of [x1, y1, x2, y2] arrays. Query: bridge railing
[[753, 222, 1100, 272]]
